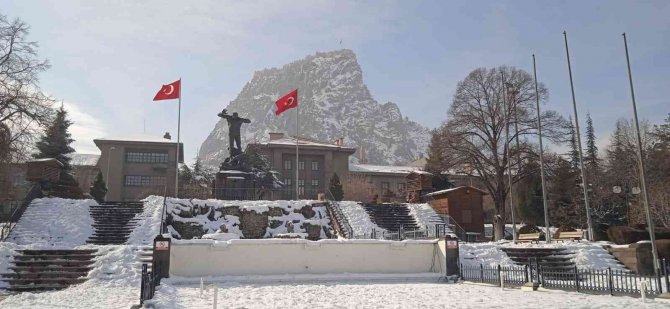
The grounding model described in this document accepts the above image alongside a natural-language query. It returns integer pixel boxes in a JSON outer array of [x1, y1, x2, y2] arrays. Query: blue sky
[[3, 1, 669, 163]]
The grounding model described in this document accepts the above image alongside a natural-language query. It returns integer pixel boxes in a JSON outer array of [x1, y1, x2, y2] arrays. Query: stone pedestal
[[214, 170, 254, 200]]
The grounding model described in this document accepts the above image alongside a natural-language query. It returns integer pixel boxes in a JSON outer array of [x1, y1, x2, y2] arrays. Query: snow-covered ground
[[406, 203, 445, 231], [338, 201, 386, 236], [149, 279, 669, 309]]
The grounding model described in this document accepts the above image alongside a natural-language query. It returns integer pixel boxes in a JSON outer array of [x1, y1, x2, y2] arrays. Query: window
[[298, 161, 305, 170], [284, 160, 292, 170], [461, 210, 473, 224], [126, 151, 168, 163], [298, 179, 305, 195], [124, 175, 166, 187], [311, 161, 319, 171], [381, 182, 390, 193], [284, 178, 292, 186], [397, 183, 406, 193], [311, 179, 319, 187]]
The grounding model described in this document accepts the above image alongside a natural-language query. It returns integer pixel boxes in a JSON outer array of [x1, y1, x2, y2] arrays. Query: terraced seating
[[87, 202, 144, 245], [1, 249, 97, 292], [363, 204, 419, 232]]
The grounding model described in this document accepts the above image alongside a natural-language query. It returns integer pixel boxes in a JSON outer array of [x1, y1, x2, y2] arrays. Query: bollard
[[200, 278, 204, 297], [213, 285, 218, 309], [641, 281, 647, 302]]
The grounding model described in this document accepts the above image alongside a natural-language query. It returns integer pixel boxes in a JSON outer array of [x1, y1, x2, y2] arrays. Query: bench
[[517, 233, 541, 243], [556, 230, 584, 242]]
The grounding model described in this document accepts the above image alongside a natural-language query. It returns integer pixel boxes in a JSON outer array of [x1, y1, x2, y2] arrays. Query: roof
[[349, 163, 425, 176], [94, 134, 180, 144], [27, 158, 64, 167], [424, 186, 488, 197], [67, 153, 100, 166], [252, 136, 356, 153]]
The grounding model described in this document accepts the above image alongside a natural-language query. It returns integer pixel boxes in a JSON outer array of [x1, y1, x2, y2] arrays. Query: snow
[[338, 201, 386, 236], [349, 163, 422, 175], [95, 134, 179, 144], [425, 186, 488, 197], [149, 278, 669, 309], [67, 153, 100, 166], [406, 203, 446, 231], [202, 232, 240, 241], [7, 198, 97, 248]]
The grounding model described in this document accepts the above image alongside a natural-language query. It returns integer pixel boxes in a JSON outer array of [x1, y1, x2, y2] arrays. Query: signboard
[[447, 240, 458, 249], [155, 241, 170, 251]]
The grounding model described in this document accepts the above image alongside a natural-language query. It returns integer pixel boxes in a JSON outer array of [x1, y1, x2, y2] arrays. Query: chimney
[[269, 132, 284, 141], [163, 132, 171, 140], [359, 145, 367, 164], [340, 137, 345, 145]]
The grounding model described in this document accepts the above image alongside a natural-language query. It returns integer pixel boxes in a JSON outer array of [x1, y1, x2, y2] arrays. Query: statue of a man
[[217, 109, 251, 157]]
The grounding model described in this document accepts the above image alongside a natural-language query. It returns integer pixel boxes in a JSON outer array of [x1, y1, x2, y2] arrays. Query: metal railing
[[1, 183, 42, 241], [460, 258, 670, 297], [323, 189, 353, 238], [139, 262, 161, 305], [350, 224, 452, 240]]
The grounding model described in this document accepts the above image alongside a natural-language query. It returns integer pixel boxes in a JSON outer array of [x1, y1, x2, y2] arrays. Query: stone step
[[86, 240, 126, 245], [13, 254, 97, 261], [5, 277, 87, 286], [1, 272, 87, 279], [9, 266, 93, 273], [12, 260, 95, 267], [4, 284, 69, 292], [17, 249, 97, 255]]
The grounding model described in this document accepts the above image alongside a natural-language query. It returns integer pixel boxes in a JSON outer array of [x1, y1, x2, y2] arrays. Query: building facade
[[425, 186, 487, 240], [346, 164, 422, 203], [94, 134, 183, 201], [249, 133, 356, 200]]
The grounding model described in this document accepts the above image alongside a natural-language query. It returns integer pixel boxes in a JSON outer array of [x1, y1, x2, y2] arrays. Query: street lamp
[[612, 185, 640, 226], [105, 146, 115, 185]]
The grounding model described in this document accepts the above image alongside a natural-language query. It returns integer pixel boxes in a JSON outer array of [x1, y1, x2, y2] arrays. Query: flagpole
[[623, 33, 659, 277], [533, 55, 551, 243], [175, 77, 181, 198], [501, 71, 517, 243], [295, 100, 299, 200], [563, 31, 593, 241]]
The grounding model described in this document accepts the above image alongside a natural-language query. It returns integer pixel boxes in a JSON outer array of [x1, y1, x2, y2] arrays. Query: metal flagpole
[[295, 101, 299, 200], [563, 31, 594, 241], [622, 33, 659, 276], [175, 77, 181, 198], [501, 71, 517, 243], [533, 55, 551, 242]]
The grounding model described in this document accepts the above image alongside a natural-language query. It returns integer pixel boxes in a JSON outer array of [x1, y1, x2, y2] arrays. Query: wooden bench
[[556, 230, 584, 242], [517, 233, 541, 243]]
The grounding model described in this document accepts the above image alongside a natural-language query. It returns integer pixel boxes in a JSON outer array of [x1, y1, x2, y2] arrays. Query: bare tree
[[438, 66, 568, 240], [0, 14, 54, 163]]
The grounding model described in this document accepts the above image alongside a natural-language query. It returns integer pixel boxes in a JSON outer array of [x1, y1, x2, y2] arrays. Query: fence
[[139, 262, 162, 305], [349, 224, 452, 241], [460, 258, 670, 297]]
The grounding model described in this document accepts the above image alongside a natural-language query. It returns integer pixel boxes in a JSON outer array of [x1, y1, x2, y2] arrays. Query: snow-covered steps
[[363, 205, 419, 232], [137, 245, 153, 271], [1, 249, 97, 292], [501, 247, 575, 269], [87, 203, 144, 245]]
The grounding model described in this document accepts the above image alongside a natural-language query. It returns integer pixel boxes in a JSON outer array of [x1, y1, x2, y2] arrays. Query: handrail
[[1, 183, 42, 241], [324, 189, 353, 238], [443, 214, 468, 240]]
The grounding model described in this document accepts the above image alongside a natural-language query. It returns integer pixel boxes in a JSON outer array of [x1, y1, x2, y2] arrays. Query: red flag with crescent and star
[[275, 89, 298, 115], [153, 80, 181, 101]]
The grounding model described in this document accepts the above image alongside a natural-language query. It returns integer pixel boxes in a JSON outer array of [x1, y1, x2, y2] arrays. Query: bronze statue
[[217, 109, 251, 157]]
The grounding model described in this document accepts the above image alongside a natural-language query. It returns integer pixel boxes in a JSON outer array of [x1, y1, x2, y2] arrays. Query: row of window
[[126, 152, 168, 163], [381, 182, 406, 193], [283, 160, 319, 171], [283, 179, 320, 187], [124, 175, 166, 187]]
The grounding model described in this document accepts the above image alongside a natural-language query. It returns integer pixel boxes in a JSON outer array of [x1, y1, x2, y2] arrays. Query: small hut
[[425, 186, 487, 241], [25, 158, 63, 182]]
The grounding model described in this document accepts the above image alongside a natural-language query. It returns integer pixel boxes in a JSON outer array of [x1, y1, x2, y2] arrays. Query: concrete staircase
[[1, 249, 96, 292], [364, 204, 419, 232], [87, 202, 144, 245]]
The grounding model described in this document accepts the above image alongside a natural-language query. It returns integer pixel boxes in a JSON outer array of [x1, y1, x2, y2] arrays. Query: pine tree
[[89, 171, 107, 203], [33, 105, 75, 170], [568, 116, 579, 170], [192, 156, 204, 176], [329, 173, 344, 201], [179, 164, 193, 183], [516, 159, 544, 225], [585, 113, 599, 173], [425, 129, 445, 175]]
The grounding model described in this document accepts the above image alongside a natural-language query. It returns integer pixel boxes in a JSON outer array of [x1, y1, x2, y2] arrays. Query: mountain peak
[[199, 50, 430, 167]]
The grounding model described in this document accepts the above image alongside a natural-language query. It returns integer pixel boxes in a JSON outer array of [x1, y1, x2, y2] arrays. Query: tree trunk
[[493, 191, 506, 241]]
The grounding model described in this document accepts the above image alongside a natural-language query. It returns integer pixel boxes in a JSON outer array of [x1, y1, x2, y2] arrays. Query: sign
[[447, 240, 458, 249], [155, 241, 170, 251]]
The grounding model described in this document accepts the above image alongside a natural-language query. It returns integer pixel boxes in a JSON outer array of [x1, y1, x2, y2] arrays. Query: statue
[[217, 109, 251, 157]]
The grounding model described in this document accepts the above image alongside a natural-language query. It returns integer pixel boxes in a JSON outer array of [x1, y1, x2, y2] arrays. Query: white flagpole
[[175, 78, 181, 198], [295, 101, 299, 200]]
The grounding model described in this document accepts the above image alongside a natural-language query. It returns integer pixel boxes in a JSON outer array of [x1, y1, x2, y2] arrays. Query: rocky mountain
[[199, 49, 430, 167]]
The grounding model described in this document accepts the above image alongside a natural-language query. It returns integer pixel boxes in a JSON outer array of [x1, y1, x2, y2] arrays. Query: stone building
[[346, 164, 423, 203], [248, 133, 356, 200], [94, 134, 183, 201]]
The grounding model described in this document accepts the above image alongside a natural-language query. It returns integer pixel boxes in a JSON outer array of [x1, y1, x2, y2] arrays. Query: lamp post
[[505, 81, 520, 243], [612, 185, 639, 226], [105, 146, 115, 185]]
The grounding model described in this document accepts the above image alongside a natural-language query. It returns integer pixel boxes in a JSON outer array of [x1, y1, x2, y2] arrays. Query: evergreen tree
[[89, 171, 107, 203], [568, 116, 579, 170], [329, 173, 344, 201], [179, 164, 193, 183], [192, 156, 204, 176], [548, 157, 583, 228], [516, 159, 545, 225], [425, 129, 445, 175], [585, 113, 599, 173], [33, 105, 75, 169]]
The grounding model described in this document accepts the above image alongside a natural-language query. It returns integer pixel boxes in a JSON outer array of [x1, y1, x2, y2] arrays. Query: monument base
[[214, 170, 254, 200]]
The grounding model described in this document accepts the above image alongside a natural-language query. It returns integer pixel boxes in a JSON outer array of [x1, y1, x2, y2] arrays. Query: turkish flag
[[275, 89, 298, 115], [153, 80, 180, 101]]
